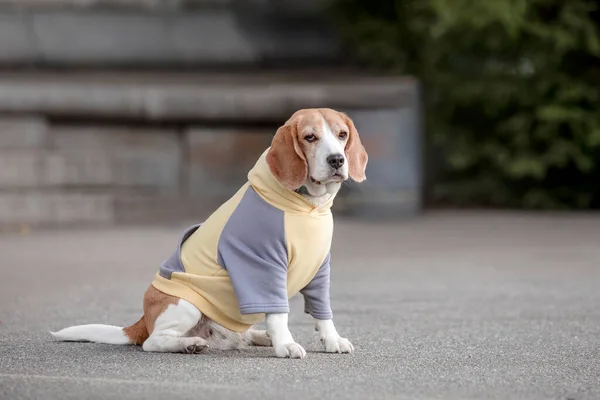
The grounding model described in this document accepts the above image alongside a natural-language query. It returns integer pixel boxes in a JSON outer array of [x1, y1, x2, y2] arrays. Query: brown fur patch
[[266, 120, 308, 190], [142, 285, 180, 334], [341, 113, 368, 182], [122, 316, 148, 346], [123, 285, 179, 345]]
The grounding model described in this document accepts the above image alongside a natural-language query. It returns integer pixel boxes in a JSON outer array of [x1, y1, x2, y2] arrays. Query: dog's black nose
[[327, 154, 345, 169]]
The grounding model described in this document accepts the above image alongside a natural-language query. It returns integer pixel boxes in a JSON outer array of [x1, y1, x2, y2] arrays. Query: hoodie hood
[[247, 148, 335, 215]]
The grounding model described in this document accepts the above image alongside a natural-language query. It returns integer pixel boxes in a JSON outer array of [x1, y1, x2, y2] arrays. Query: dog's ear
[[266, 120, 308, 190], [343, 114, 368, 182]]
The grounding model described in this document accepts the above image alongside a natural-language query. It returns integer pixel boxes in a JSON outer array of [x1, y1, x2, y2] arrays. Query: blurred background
[[0, 0, 598, 230]]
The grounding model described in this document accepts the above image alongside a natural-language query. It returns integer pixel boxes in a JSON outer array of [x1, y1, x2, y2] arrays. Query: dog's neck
[[297, 189, 333, 207], [294, 187, 328, 207], [295, 183, 340, 208]]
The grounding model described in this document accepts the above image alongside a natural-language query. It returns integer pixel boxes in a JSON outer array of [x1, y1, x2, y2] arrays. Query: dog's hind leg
[[142, 299, 208, 354], [246, 329, 272, 347], [195, 320, 272, 349]]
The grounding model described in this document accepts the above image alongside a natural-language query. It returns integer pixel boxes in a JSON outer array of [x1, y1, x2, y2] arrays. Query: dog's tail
[[50, 316, 149, 345]]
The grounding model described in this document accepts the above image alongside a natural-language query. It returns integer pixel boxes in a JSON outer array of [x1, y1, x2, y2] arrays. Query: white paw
[[275, 342, 306, 359], [322, 336, 354, 354]]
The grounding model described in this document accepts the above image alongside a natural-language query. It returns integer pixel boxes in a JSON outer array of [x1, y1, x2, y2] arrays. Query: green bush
[[334, 0, 600, 209]]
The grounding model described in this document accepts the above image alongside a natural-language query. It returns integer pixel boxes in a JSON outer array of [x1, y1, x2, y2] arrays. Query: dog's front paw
[[322, 336, 354, 354], [275, 342, 306, 359]]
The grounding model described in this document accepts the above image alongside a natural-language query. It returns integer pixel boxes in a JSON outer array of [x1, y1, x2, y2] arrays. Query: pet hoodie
[[151, 148, 335, 332]]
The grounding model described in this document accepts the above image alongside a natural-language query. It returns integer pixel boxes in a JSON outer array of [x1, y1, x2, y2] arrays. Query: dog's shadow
[[50, 340, 343, 360]]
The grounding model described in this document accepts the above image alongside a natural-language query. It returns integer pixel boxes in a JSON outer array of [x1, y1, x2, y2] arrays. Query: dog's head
[[266, 108, 368, 197]]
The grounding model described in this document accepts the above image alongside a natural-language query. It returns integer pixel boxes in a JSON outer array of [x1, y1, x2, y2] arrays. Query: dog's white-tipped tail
[[50, 324, 130, 345]]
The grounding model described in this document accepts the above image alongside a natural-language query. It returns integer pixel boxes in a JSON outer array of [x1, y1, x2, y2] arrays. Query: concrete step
[[0, 70, 422, 229], [0, 71, 416, 122], [0, 1, 337, 67], [0, 0, 228, 9], [0, 0, 325, 10]]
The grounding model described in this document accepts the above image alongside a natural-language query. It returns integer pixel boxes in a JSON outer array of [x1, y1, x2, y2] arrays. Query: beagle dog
[[51, 108, 368, 359]]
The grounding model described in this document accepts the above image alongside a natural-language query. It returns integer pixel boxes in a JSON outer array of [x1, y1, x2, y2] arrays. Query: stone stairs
[[0, 1, 423, 229]]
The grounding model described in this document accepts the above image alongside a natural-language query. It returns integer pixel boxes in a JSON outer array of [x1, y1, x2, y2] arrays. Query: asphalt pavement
[[1, 212, 599, 400]]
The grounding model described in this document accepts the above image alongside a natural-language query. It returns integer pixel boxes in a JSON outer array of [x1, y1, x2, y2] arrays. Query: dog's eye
[[339, 131, 348, 139], [304, 134, 317, 143]]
